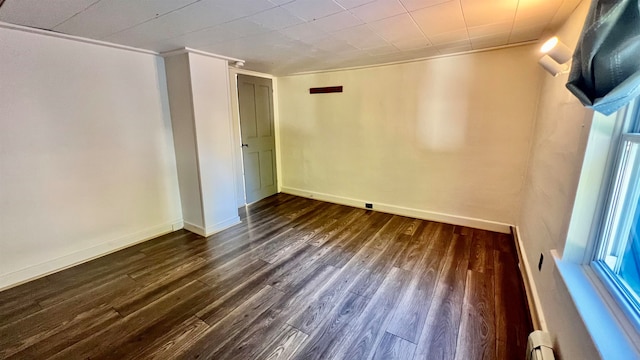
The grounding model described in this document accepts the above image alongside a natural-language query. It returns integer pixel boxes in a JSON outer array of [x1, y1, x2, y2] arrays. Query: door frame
[[228, 68, 281, 207]]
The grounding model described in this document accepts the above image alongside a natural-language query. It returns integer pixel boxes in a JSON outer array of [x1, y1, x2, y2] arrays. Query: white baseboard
[[183, 221, 205, 236], [171, 220, 185, 231], [0, 220, 182, 291], [280, 186, 512, 234], [183, 216, 241, 237], [513, 225, 547, 331]]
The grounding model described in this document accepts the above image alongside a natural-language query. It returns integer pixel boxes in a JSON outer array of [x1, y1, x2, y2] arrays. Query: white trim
[[0, 21, 158, 55], [272, 77, 282, 193], [227, 68, 277, 206], [554, 252, 640, 359], [205, 216, 241, 236], [161, 47, 243, 63], [228, 71, 248, 207], [0, 220, 182, 291], [589, 263, 640, 344], [171, 220, 185, 231], [229, 69, 281, 200], [183, 221, 206, 236], [281, 186, 512, 233], [184, 216, 241, 237], [229, 68, 275, 79], [224, 64, 241, 211], [289, 41, 538, 76], [514, 226, 548, 331]]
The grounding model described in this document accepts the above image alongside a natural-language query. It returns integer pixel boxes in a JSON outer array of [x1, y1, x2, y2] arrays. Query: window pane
[[600, 139, 640, 304]]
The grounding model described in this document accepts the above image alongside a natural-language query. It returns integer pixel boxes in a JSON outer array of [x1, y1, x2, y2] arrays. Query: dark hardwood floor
[[0, 194, 532, 359]]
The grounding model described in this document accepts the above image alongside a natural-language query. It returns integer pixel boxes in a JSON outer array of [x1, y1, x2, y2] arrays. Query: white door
[[238, 74, 277, 203]]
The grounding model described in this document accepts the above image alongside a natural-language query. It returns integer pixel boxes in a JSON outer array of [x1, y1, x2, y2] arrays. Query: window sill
[[553, 251, 640, 360]]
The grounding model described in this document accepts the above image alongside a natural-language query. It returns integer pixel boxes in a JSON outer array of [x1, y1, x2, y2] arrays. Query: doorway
[[237, 74, 277, 204]]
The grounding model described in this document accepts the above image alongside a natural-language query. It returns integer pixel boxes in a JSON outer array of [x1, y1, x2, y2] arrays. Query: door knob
[[241, 144, 249, 148]]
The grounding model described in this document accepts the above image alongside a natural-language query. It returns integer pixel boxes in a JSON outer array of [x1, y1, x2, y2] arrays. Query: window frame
[[588, 99, 640, 333]]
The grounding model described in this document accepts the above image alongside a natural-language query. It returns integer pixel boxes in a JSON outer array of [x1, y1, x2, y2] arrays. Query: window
[[592, 100, 640, 329]]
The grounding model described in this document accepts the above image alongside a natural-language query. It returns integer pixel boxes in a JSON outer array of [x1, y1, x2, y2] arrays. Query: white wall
[[277, 46, 541, 231], [164, 51, 240, 236], [165, 53, 205, 229], [0, 26, 182, 289], [517, 1, 599, 359], [188, 53, 239, 233]]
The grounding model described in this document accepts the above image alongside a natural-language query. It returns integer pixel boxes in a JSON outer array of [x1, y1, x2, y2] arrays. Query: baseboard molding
[[0, 220, 182, 291], [513, 225, 547, 331], [183, 221, 205, 236], [281, 186, 512, 234], [183, 216, 241, 237]]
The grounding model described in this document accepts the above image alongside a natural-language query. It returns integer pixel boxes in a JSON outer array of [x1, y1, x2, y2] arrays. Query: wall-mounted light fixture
[[538, 36, 571, 76]]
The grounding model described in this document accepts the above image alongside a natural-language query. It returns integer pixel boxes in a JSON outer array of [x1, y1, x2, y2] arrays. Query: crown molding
[[0, 21, 158, 55], [161, 47, 243, 63]]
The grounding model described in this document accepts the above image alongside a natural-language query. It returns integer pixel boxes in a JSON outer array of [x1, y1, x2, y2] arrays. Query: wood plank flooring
[[0, 194, 532, 359]]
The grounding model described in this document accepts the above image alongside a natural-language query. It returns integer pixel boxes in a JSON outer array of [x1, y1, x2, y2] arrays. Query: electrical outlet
[[538, 253, 544, 271], [365, 203, 373, 209]]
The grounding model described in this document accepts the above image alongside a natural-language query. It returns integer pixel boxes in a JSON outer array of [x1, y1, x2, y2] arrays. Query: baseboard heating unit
[[527, 331, 556, 360]]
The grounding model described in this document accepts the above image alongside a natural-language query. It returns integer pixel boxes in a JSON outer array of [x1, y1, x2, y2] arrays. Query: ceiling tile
[[248, 7, 305, 30], [512, 14, 551, 29], [0, 0, 577, 74], [399, 0, 451, 12], [509, 24, 545, 43], [546, 0, 582, 30], [437, 43, 472, 54], [102, 1, 254, 45], [436, 39, 470, 49], [396, 46, 441, 59], [283, 0, 344, 21], [53, 0, 198, 39], [367, 13, 423, 42], [460, 0, 517, 28], [511, 0, 561, 35], [411, 1, 466, 36], [311, 11, 364, 32], [392, 37, 431, 50], [367, 44, 400, 56], [334, 0, 377, 10], [217, 0, 276, 15], [349, 0, 406, 23], [221, 19, 273, 37], [467, 21, 512, 38], [429, 29, 468, 45], [296, 33, 332, 45], [199, 39, 248, 55], [278, 22, 327, 41], [514, 0, 562, 19], [145, 27, 242, 53], [470, 33, 509, 49], [332, 24, 390, 49], [167, 26, 242, 49], [0, 0, 99, 29], [268, 0, 295, 5], [313, 36, 360, 52], [337, 48, 371, 58]]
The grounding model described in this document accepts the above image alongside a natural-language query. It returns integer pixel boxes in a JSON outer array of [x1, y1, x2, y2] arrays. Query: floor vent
[[527, 331, 555, 360]]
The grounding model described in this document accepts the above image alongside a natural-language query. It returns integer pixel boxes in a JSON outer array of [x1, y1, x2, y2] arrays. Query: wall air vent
[[309, 86, 342, 94]]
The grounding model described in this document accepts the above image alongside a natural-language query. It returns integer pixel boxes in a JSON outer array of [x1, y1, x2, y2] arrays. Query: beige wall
[[0, 26, 182, 289], [517, 1, 599, 359], [277, 45, 541, 229]]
